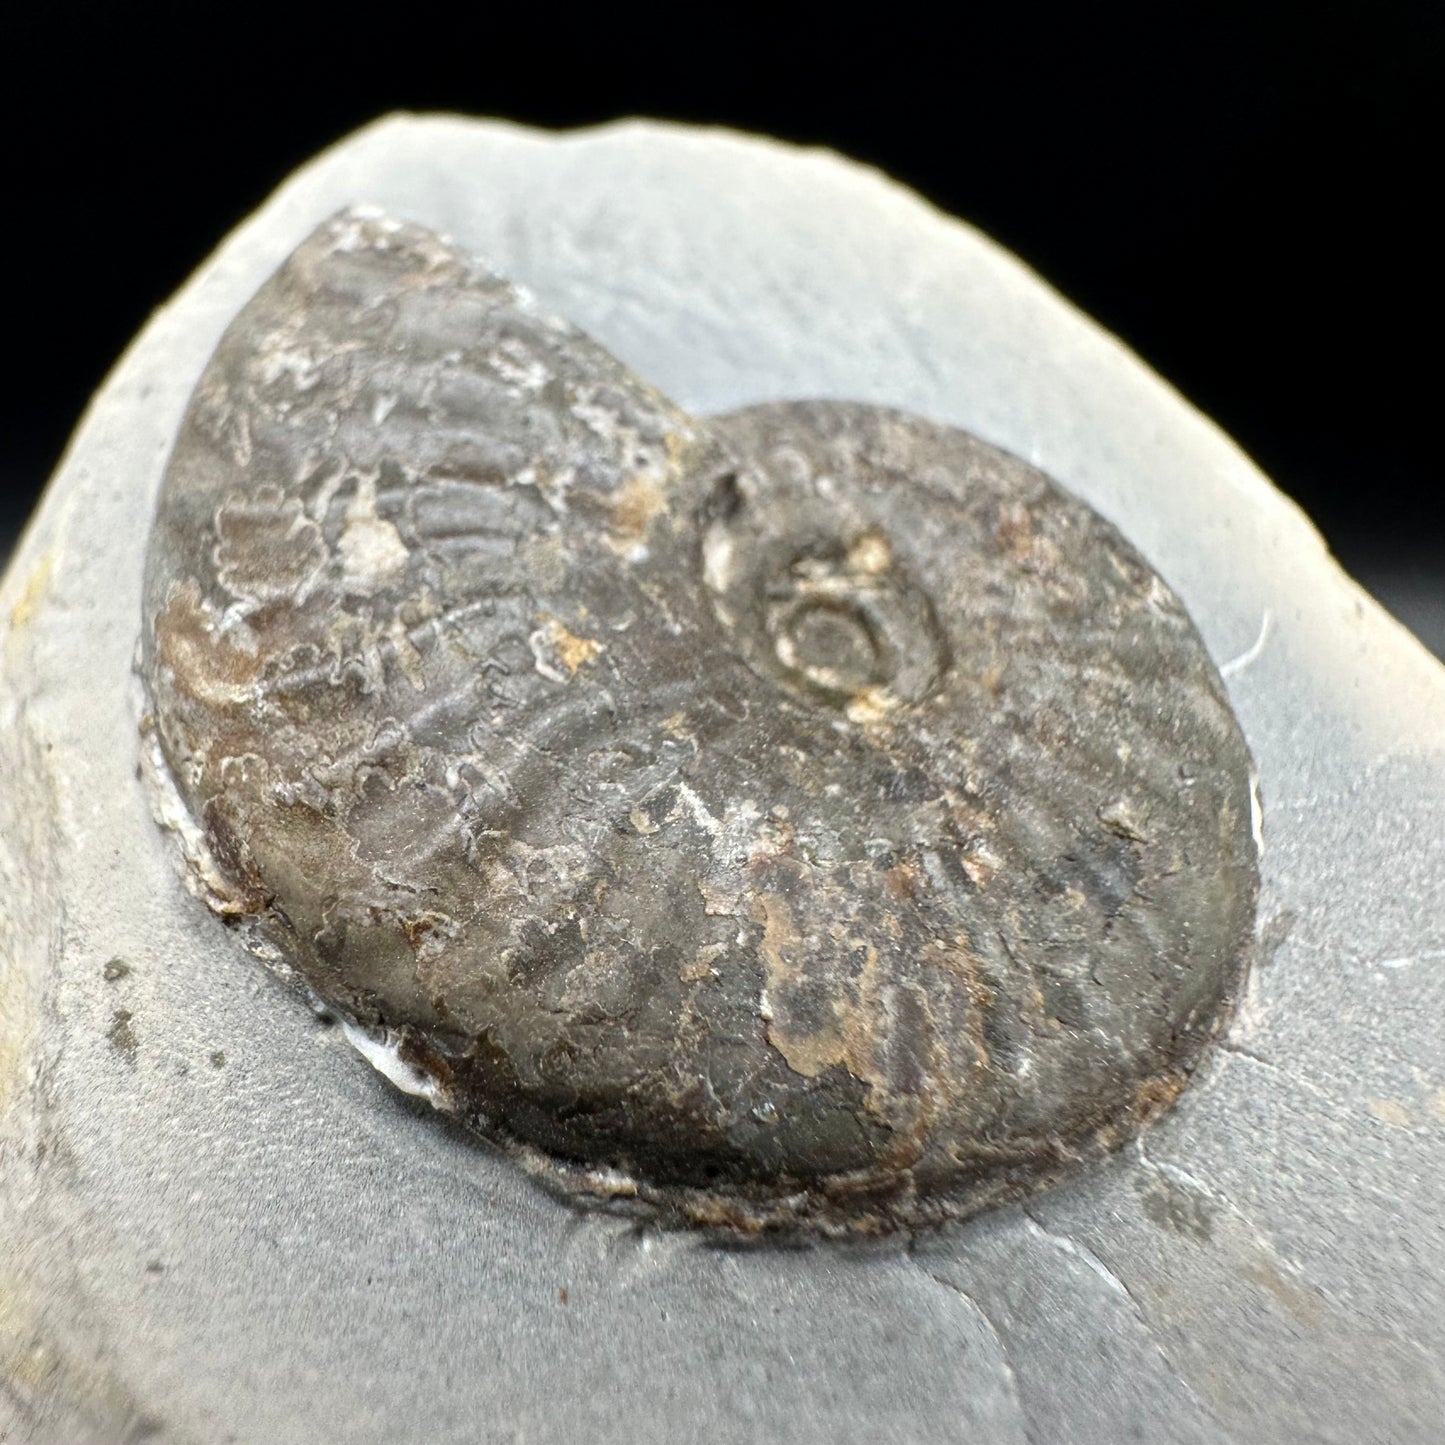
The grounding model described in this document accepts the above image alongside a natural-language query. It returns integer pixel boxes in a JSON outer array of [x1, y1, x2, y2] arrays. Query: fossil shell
[[140, 211, 1259, 1234]]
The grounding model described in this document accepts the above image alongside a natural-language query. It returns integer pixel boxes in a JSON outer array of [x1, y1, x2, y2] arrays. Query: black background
[[5, 3, 1440, 653]]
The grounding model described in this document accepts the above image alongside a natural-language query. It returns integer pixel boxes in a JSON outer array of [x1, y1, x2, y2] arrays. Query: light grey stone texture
[[2, 114, 1442, 1443]]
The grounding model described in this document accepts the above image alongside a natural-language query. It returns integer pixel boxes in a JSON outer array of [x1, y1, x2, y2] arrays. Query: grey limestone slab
[[2, 114, 1442, 1444]]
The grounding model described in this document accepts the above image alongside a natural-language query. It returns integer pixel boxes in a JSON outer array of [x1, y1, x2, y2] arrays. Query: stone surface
[[2, 114, 1443, 1441]]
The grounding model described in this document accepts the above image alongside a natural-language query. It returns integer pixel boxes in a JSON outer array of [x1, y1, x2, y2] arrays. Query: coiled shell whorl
[[141, 212, 1259, 1234]]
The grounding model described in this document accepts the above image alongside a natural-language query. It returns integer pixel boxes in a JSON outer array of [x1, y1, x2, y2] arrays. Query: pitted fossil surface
[[141, 211, 1259, 1234]]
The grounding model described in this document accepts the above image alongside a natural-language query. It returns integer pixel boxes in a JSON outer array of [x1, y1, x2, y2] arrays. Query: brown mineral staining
[[530, 617, 602, 679], [6, 552, 53, 633], [140, 212, 1259, 1235], [604, 473, 672, 546], [1237, 1255, 1328, 1328], [1366, 1098, 1412, 1129]]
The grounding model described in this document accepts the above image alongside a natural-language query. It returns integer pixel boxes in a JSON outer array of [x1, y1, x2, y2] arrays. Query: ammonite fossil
[[140, 211, 1259, 1234]]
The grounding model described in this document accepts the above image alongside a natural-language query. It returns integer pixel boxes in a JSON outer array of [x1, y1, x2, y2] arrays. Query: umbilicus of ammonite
[[140, 211, 1259, 1235]]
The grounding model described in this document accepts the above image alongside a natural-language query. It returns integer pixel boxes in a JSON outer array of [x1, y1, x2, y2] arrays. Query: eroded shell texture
[[141, 212, 1259, 1234]]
